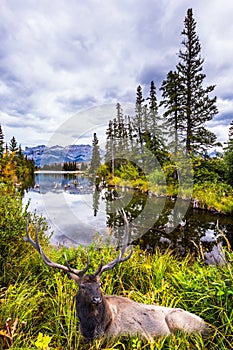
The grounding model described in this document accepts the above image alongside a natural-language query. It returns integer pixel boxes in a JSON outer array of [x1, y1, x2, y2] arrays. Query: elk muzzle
[[92, 296, 102, 304]]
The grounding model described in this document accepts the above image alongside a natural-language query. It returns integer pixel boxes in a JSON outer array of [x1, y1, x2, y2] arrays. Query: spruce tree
[[134, 85, 144, 142], [177, 8, 218, 154], [134, 85, 145, 162], [224, 120, 233, 185], [126, 115, 134, 152], [0, 124, 4, 157], [143, 81, 167, 164], [89, 133, 101, 175], [229, 120, 233, 140], [105, 120, 114, 163], [160, 70, 183, 154], [9, 136, 18, 153], [147, 81, 158, 132], [115, 103, 128, 156]]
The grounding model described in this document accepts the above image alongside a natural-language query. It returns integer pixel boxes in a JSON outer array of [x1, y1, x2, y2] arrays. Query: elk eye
[[80, 284, 86, 290]]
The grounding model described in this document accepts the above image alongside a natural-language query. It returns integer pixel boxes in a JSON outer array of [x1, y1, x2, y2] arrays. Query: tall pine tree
[[9, 136, 18, 153], [133, 85, 145, 164], [134, 85, 144, 148], [105, 120, 114, 163], [0, 124, 4, 157], [144, 81, 167, 164], [147, 81, 159, 132], [224, 120, 233, 185], [126, 115, 134, 152], [177, 8, 218, 154], [89, 133, 101, 175], [160, 70, 184, 154], [115, 103, 129, 156]]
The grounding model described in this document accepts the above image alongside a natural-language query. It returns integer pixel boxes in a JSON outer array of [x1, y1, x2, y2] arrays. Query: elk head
[[24, 221, 133, 307]]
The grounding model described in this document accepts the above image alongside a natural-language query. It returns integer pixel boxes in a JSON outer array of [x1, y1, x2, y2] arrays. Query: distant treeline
[[40, 161, 89, 171]]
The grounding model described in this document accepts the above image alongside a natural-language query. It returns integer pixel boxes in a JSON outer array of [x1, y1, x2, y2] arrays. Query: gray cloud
[[0, 0, 232, 148], [138, 66, 166, 88]]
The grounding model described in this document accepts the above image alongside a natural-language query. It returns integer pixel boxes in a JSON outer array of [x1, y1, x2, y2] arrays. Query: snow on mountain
[[23, 144, 93, 167]]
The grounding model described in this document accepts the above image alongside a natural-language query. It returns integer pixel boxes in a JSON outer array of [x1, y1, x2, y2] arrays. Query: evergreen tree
[[134, 85, 144, 138], [89, 133, 101, 175], [126, 115, 134, 152], [229, 120, 233, 140], [177, 8, 218, 154], [105, 119, 115, 175], [160, 70, 184, 154], [105, 104, 130, 173], [0, 124, 4, 157], [17, 145, 24, 160], [9, 136, 18, 153], [134, 85, 145, 162], [112, 117, 118, 154], [224, 120, 233, 185], [147, 81, 158, 132], [115, 103, 128, 156], [134, 81, 166, 165]]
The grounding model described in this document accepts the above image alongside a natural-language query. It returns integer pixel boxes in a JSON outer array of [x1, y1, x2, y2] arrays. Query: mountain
[[23, 144, 93, 167], [208, 149, 223, 158]]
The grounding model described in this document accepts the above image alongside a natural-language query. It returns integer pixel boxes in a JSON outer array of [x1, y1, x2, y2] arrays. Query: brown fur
[[74, 274, 209, 341], [24, 228, 210, 341]]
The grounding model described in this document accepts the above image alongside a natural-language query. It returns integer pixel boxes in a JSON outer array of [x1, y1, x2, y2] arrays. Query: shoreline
[[34, 170, 85, 174]]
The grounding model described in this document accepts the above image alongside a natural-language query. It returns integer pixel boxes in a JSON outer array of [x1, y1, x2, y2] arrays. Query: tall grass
[[1, 242, 232, 349], [193, 182, 233, 213]]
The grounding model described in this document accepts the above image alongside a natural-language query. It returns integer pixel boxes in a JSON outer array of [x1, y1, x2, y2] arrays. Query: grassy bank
[[0, 182, 232, 349], [98, 156, 233, 214], [1, 240, 232, 349], [107, 174, 233, 215]]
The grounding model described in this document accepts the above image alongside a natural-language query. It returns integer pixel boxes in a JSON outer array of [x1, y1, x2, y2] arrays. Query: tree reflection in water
[[98, 187, 233, 265], [24, 173, 233, 264]]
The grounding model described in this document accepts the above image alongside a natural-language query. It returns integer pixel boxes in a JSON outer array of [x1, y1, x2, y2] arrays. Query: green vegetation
[[0, 124, 35, 189], [224, 120, 233, 186], [89, 133, 101, 176], [63, 161, 79, 171], [98, 152, 233, 214], [0, 181, 232, 349], [96, 9, 233, 214], [1, 7, 233, 349]]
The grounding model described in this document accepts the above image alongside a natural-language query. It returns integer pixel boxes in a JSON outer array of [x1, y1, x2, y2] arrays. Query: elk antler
[[94, 245, 133, 276], [94, 209, 133, 276], [24, 221, 89, 278]]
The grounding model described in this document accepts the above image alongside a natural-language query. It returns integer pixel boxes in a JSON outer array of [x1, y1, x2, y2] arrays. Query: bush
[[0, 182, 48, 286]]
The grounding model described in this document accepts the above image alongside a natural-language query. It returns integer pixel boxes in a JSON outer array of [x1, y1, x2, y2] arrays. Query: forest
[[90, 9, 233, 214], [0, 8, 233, 350]]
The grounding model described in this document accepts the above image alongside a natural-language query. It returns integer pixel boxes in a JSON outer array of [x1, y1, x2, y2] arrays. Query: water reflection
[[24, 173, 233, 264], [24, 173, 108, 246], [103, 189, 233, 264]]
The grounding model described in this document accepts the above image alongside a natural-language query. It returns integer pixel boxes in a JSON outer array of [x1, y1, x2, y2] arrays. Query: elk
[[24, 225, 210, 341]]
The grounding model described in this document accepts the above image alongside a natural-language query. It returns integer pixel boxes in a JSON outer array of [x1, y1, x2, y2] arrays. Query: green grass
[[107, 172, 233, 214], [1, 243, 232, 349], [193, 182, 233, 214]]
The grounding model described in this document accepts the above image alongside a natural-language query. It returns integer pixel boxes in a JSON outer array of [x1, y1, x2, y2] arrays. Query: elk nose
[[92, 296, 102, 304]]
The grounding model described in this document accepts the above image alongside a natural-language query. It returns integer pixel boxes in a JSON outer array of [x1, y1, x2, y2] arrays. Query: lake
[[24, 172, 233, 264]]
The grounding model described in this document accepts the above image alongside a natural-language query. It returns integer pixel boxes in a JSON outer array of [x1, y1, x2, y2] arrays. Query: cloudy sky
[[0, 0, 233, 149]]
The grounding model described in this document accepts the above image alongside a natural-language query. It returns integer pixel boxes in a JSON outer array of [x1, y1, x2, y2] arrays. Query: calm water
[[24, 172, 233, 264]]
